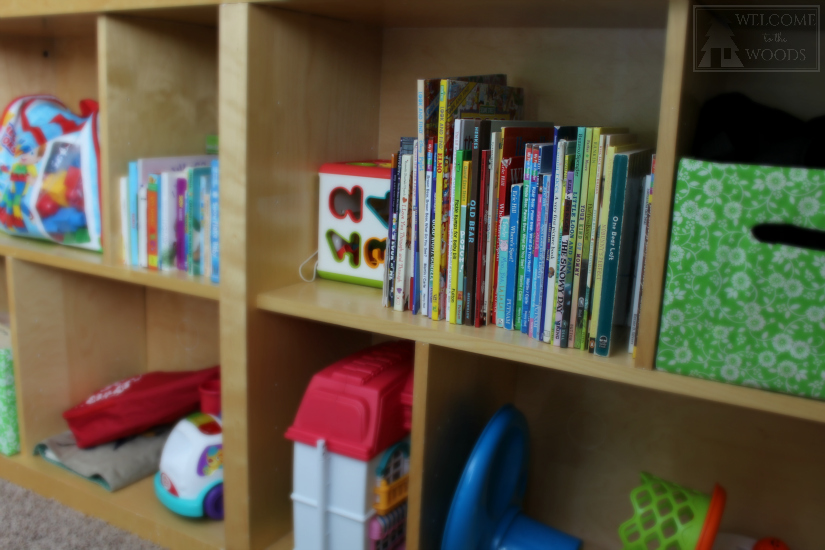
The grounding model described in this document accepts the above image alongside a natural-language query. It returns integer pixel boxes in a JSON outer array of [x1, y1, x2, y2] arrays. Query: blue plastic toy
[[442, 404, 581, 550]]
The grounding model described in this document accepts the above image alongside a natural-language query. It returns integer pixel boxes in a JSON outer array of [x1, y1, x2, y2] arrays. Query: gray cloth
[[34, 426, 171, 491]]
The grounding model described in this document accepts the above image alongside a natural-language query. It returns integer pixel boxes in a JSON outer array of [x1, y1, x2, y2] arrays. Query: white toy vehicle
[[154, 411, 224, 520]]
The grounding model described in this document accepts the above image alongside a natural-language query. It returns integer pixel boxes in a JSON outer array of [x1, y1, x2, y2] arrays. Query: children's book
[[464, 121, 490, 324], [504, 183, 522, 330], [147, 174, 159, 271], [135, 155, 215, 267], [483, 132, 501, 324], [175, 177, 187, 271], [119, 176, 130, 266], [541, 127, 577, 343], [448, 147, 470, 323], [412, 141, 420, 314], [514, 145, 535, 333], [594, 148, 652, 357], [128, 163, 139, 267], [210, 159, 220, 284], [581, 129, 630, 348], [569, 128, 593, 346], [589, 138, 639, 352], [187, 167, 210, 276], [496, 215, 509, 327], [491, 126, 554, 325], [561, 127, 587, 346], [138, 180, 148, 268], [434, 80, 524, 320], [423, 139, 435, 318], [474, 149, 490, 327], [629, 172, 654, 353], [202, 170, 211, 280], [394, 154, 413, 311], [456, 159, 471, 323], [385, 153, 399, 308], [554, 148, 576, 346], [416, 74, 506, 216], [529, 143, 556, 339]]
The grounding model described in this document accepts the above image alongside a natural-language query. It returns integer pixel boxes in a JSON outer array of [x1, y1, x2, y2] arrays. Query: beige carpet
[[0, 478, 166, 550]]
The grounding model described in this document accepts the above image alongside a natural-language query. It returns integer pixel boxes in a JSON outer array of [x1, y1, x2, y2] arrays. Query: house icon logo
[[698, 15, 744, 68]]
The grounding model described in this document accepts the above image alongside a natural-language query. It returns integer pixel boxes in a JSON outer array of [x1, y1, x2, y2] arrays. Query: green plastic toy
[[619, 472, 726, 550]]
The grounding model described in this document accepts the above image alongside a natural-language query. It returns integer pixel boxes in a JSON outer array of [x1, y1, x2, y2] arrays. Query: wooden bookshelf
[[0, 0, 821, 549]]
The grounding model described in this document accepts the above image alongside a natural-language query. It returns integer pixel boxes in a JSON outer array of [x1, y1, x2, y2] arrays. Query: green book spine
[[570, 128, 593, 347], [574, 128, 599, 349], [594, 154, 629, 357], [560, 127, 586, 346], [514, 149, 533, 332], [457, 159, 471, 325], [449, 150, 468, 323]]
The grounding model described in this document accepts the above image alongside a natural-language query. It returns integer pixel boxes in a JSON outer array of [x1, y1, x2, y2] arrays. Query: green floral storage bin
[[657, 159, 825, 399], [0, 321, 18, 456]]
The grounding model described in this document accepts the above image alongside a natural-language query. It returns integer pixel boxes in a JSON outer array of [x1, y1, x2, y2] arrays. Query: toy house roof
[[285, 341, 414, 461]]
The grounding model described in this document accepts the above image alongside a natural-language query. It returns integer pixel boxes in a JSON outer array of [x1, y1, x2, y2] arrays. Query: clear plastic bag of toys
[[0, 95, 102, 251]]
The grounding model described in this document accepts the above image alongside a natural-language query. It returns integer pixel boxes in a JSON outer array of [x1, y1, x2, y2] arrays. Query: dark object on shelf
[[692, 92, 825, 168], [752, 223, 825, 252], [441, 404, 581, 550]]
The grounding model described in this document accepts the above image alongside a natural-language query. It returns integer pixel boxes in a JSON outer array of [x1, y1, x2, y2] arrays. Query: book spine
[[543, 142, 566, 343], [465, 127, 482, 325], [632, 177, 654, 358], [203, 171, 211, 279], [428, 139, 437, 316], [504, 184, 522, 330], [489, 134, 503, 325], [573, 128, 597, 349], [555, 168, 574, 346], [518, 145, 537, 333], [128, 162, 139, 267], [475, 150, 490, 327], [185, 171, 193, 274], [493, 156, 511, 326], [483, 134, 500, 325], [589, 146, 618, 352], [448, 148, 465, 323], [531, 172, 549, 339], [210, 160, 220, 283], [119, 176, 130, 266], [422, 139, 433, 318], [138, 180, 148, 269], [394, 155, 412, 311], [629, 174, 652, 353], [432, 80, 449, 319], [412, 142, 420, 315], [595, 155, 629, 357], [457, 160, 470, 323], [147, 176, 159, 271], [386, 153, 400, 307], [583, 134, 607, 349], [496, 215, 509, 327], [175, 177, 187, 271], [564, 128, 586, 346], [187, 171, 202, 276]]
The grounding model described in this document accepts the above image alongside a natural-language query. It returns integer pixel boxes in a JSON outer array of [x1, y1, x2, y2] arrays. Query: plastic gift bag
[[657, 159, 825, 399], [0, 95, 102, 250]]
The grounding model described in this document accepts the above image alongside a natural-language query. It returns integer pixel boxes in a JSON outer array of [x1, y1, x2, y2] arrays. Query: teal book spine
[[495, 215, 510, 328], [520, 146, 539, 333], [504, 184, 522, 330], [594, 154, 629, 357]]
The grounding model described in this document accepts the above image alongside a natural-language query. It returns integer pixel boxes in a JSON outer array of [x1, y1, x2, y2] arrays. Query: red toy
[[754, 538, 790, 550]]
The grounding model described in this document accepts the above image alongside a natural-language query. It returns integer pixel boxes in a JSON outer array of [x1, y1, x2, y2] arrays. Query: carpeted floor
[[0, 478, 166, 550]]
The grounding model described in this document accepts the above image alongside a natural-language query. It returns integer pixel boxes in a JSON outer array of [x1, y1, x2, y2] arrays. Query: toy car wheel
[[204, 484, 224, 520]]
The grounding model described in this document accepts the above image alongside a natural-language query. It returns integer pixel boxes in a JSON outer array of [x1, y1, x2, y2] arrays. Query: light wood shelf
[[0, 453, 224, 550], [258, 280, 825, 426], [0, 1, 820, 549], [0, 233, 219, 300]]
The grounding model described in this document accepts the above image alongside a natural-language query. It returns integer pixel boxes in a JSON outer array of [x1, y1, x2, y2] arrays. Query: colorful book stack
[[119, 156, 220, 283], [381, 74, 656, 357]]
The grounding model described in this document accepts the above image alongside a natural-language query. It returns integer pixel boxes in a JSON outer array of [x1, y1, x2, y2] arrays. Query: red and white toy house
[[285, 341, 414, 550]]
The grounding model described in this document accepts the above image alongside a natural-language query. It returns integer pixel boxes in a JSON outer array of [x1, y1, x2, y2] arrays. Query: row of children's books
[[381, 74, 655, 357], [119, 156, 220, 284]]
